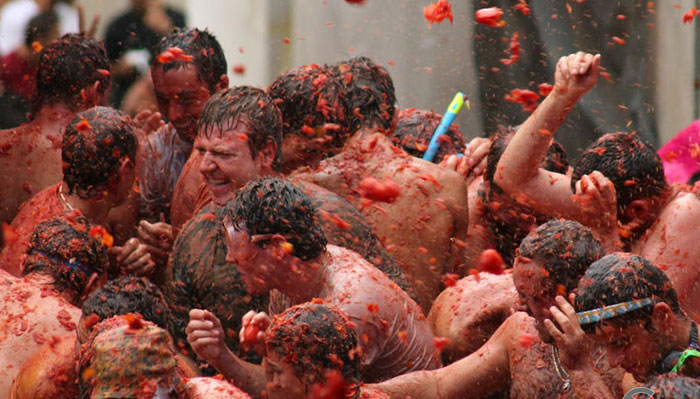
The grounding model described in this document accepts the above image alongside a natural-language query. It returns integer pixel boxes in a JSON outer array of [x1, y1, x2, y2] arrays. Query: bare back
[[295, 132, 469, 310], [0, 116, 68, 223], [0, 271, 81, 398]]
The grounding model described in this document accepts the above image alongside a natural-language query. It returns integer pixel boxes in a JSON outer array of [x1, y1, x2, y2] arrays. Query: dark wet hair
[[35, 33, 110, 112], [574, 253, 681, 334], [268, 63, 350, 148], [649, 374, 700, 399], [225, 177, 327, 261], [486, 127, 569, 196], [62, 106, 137, 200], [334, 56, 397, 134], [517, 219, 603, 294], [25, 10, 58, 48], [197, 86, 283, 171], [22, 216, 108, 305], [153, 28, 227, 91], [265, 302, 360, 398], [391, 108, 466, 163], [571, 132, 667, 216], [82, 276, 173, 334]]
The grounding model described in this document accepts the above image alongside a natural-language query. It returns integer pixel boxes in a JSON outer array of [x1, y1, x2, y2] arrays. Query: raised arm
[[371, 312, 514, 399], [494, 52, 600, 221]]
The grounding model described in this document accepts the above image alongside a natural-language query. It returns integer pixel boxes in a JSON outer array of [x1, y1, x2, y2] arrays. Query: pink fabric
[[658, 120, 700, 184]]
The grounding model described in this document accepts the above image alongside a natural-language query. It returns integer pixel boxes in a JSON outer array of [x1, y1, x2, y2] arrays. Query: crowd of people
[[1, 4, 700, 399]]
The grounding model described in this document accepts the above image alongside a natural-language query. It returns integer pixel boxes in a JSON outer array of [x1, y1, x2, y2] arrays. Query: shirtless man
[[77, 315, 248, 399], [565, 253, 700, 384], [186, 177, 440, 389], [10, 276, 193, 399], [189, 302, 389, 399], [147, 27, 229, 234], [167, 87, 414, 361], [294, 56, 469, 310], [106, 28, 230, 269], [428, 271, 518, 363], [391, 108, 466, 164], [0, 216, 108, 399], [0, 106, 152, 277], [372, 219, 623, 399], [0, 33, 110, 223], [495, 52, 700, 319]]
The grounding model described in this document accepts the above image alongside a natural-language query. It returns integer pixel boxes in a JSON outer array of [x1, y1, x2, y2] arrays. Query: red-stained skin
[[0, 269, 81, 399]]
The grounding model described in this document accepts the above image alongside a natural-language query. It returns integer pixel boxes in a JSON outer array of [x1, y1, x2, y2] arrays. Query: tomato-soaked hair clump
[[572, 132, 667, 217], [22, 216, 108, 305], [265, 302, 361, 397], [333, 56, 397, 134], [268, 63, 350, 148], [35, 33, 110, 113], [517, 219, 602, 294], [197, 86, 283, 171], [153, 28, 227, 92], [574, 253, 681, 334], [62, 106, 137, 200], [82, 276, 174, 336], [225, 177, 327, 261], [392, 108, 466, 163]]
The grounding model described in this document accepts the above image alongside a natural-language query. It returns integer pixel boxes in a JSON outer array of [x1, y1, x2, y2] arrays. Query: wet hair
[[22, 216, 108, 305], [571, 132, 667, 216], [34, 33, 110, 112], [574, 253, 681, 334], [267, 63, 350, 148], [197, 86, 283, 171], [391, 108, 466, 163], [517, 219, 603, 294], [224, 177, 327, 261], [153, 28, 227, 91], [25, 10, 58, 48], [334, 56, 397, 134], [81, 276, 173, 334], [649, 374, 700, 399], [485, 128, 569, 196], [62, 106, 137, 199], [265, 303, 360, 397], [688, 170, 700, 185]]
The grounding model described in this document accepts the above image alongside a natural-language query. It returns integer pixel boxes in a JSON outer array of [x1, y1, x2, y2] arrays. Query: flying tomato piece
[[475, 7, 506, 27]]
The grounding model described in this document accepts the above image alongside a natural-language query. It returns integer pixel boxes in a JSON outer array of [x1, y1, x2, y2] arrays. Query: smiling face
[[196, 120, 263, 206], [152, 65, 213, 142], [512, 256, 557, 343]]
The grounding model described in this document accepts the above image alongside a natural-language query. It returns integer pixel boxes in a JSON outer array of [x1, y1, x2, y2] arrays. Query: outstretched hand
[[554, 52, 601, 101], [186, 309, 230, 367]]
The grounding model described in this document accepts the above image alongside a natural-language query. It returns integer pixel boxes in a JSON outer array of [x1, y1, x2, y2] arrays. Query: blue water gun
[[423, 92, 470, 162]]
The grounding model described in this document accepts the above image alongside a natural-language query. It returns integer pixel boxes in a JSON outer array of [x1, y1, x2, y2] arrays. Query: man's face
[[280, 132, 334, 175], [512, 256, 556, 342], [196, 121, 262, 206], [592, 322, 662, 381], [152, 65, 212, 142], [222, 218, 277, 295], [264, 351, 306, 399]]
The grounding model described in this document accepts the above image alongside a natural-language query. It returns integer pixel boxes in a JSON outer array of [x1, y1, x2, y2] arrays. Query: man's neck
[[59, 182, 112, 224], [671, 318, 695, 352], [282, 251, 331, 303], [345, 129, 395, 156], [34, 103, 75, 126], [26, 272, 80, 305]]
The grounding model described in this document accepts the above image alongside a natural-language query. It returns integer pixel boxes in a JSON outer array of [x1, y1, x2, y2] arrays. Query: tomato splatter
[[611, 36, 626, 45], [500, 32, 520, 66], [518, 333, 536, 348], [475, 7, 506, 27], [88, 225, 114, 248], [423, 0, 453, 28], [232, 64, 246, 74], [156, 47, 194, 64], [31, 41, 43, 53], [514, 0, 530, 16], [75, 120, 91, 132], [683, 7, 699, 23], [477, 249, 505, 275], [441, 273, 459, 287], [433, 336, 449, 354], [311, 370, 347, 399], [243, 324, 260, 344], [504, 88, 540, 112], [357, 177, 401, 203], [538, 83, 553, 97]]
